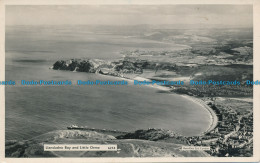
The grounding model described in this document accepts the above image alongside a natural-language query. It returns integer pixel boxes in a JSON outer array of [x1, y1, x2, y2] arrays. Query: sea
[[5, 25, 211, 140]]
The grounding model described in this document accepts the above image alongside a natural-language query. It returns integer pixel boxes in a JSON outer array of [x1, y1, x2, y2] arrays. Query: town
[[186, 97, 253, 157]]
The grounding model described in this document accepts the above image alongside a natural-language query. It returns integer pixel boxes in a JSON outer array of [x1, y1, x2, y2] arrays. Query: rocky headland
[[51, 58, 177, 78]]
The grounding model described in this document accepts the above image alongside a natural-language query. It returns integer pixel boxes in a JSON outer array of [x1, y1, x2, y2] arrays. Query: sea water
[[5, 25, 211, 140]]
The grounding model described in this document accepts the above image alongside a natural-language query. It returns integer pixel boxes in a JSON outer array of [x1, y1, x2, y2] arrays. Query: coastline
[[99, 73, 218, 136], [180, 95, 218, 135]]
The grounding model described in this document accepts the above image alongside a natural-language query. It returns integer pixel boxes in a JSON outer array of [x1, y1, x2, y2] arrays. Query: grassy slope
[[6, 130, 209, 157]]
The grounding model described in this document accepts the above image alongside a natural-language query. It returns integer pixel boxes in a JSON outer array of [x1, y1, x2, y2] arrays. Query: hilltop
[[5, 129, 209, 157]]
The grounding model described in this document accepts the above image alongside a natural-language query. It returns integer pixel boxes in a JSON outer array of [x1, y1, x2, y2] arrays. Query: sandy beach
[[132, 76, 218, 135], [180, 95, 218, 135], [106, 74, 219, 136]]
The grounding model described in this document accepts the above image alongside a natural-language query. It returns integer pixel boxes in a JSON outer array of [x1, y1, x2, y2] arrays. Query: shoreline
[[99, 73, 218, 136], [180, 95, 218, 135]]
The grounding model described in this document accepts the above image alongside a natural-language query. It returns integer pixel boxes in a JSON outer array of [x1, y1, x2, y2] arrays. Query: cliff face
[[52, 59, 146, 76], [52, 59, 98, 73], [5, 129, 209, 157], [52, 58, 178, 76]]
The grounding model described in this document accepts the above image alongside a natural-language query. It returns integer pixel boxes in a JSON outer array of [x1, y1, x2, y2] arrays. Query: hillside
[[5, 129, 209, 157]]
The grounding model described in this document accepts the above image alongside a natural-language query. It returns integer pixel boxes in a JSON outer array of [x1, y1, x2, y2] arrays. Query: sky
[[6, 5, 253, 27]]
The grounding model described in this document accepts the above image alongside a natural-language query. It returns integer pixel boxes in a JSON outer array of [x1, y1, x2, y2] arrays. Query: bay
[[5, 25, 211, 140]]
